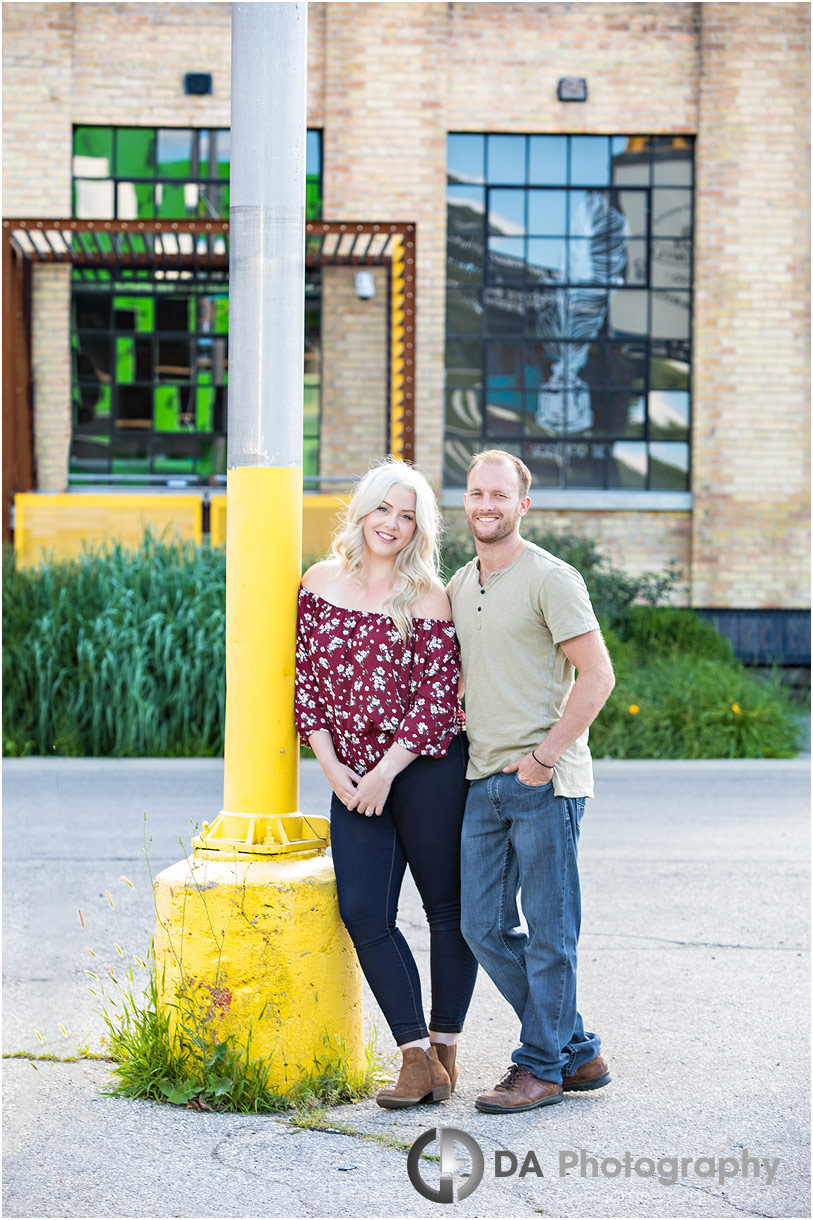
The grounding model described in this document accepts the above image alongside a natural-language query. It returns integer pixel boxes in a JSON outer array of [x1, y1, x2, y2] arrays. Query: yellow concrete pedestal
[[153, 848, 364, 1093]]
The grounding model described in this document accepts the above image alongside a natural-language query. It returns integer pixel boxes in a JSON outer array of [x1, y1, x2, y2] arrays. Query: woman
[[295, 458, 477, 1109]]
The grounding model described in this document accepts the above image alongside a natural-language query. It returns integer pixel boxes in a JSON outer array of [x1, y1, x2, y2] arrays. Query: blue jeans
[[330, 734, 478, 1045], [460, 771, 600, 1082]]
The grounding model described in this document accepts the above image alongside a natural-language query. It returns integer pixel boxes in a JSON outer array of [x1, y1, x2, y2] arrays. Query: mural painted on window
[[70, 127, 322, 484], [445, 134, 692, 490]]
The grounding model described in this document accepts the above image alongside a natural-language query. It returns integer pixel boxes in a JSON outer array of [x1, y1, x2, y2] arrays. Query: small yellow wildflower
[[731, 703, 741, 714], [628, 704, 640, 715]]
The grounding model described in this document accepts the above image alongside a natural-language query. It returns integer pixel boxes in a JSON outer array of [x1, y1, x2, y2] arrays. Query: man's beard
[[466, 508, 521, 544]]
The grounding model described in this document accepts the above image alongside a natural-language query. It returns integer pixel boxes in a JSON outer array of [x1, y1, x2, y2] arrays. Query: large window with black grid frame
[[444, 134, 693, 491], [70, 125, 322, 485]]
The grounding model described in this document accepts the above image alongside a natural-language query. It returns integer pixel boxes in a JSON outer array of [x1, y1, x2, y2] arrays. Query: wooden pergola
[[2, 217, 416, 540]]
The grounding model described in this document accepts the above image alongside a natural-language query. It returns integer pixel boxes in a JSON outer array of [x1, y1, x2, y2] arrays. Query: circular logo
[[407, 1126, 485, 1204]]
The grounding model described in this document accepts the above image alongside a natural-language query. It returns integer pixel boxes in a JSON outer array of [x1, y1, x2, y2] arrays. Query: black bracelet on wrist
[[531, 749, 555, 770]]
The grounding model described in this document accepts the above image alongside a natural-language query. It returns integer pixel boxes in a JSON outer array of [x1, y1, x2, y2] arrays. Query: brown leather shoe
[[376, 1046, 451, 1109], [475, 1064, 562, 1113], [562, 1054, 611, 1091], [432, 1042, 459, 1092]]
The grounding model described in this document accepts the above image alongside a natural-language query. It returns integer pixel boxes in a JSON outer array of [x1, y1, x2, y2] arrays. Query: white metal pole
[[224, 2, 307, 818]]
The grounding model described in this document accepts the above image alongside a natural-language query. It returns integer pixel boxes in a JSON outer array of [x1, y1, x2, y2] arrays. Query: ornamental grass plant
[[3, 536, 226, 757]]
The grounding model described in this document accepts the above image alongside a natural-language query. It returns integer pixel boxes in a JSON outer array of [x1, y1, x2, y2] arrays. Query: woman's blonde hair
[[331, 458, 441, 641]]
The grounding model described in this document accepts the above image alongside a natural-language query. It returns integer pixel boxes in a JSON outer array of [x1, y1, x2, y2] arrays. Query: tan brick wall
[[320, 266, 389, 480], [71, 4, 229, 126], [321, 2, 449, 489], [445, 3, 700, 134], [30, 266, 72, 492], [2, 3, 73, 214], [692, 2, 810, 608]]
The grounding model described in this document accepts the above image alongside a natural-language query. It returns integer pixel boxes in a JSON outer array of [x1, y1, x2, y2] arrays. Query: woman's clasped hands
[[345, 761, 394, 817]]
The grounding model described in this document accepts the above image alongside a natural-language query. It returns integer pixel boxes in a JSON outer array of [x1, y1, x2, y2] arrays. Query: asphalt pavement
[[2, 756, 810, 1219]]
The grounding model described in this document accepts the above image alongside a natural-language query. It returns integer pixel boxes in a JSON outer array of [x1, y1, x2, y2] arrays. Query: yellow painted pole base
[[153, 852, 364, 1093]]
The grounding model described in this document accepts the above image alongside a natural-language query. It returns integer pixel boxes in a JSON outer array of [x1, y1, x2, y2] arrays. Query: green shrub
[[618, 604, 737, 664], [591, 656, 799, 760]]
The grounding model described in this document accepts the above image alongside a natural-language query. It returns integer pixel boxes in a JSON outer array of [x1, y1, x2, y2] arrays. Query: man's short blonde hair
[[467, 449, 532, 499]]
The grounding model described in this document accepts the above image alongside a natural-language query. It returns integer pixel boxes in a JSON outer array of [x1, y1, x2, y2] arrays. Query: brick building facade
[[2, 2, 809, 620]]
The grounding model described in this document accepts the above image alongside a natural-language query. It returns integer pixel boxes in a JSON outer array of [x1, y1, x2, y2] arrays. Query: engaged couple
[[294, 449, 615, 1112]]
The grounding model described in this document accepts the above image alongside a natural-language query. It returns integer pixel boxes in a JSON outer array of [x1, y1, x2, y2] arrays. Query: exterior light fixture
[[184, 73, 213, 96], [355, 271, 375, 300], [557, 77, 588, 102]]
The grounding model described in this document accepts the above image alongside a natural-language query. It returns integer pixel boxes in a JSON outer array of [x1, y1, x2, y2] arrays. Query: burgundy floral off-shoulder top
[[295, 586, 462, 775]]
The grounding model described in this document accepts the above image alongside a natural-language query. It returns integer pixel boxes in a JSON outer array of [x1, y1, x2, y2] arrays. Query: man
[[446, 449, 615, 1113]]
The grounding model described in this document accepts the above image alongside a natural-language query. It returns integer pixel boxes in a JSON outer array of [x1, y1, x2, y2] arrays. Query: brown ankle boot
[[432, 1042, 459, 1092], [376, 1046, 451, 1109]]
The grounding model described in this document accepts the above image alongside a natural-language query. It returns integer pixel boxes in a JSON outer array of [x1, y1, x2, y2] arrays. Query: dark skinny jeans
[[329, 733, 478, 1046]]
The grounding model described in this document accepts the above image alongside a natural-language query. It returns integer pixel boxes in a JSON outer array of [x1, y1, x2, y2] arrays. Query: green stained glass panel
[[156, 183, 188, 218], [306, 178, 321, 221], [73, 127, 113, 177], [154, 386, 182, 432], [116, 337, 135, 383], [116, 129, 155, 178], [114, 295, 154, 332], [214, 297, 229, 333], [196, 386, 215, 431]]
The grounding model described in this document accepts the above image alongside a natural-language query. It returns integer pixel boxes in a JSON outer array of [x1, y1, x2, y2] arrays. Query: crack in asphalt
[[585, 932, 806, 951], [677, 1178, 781, 1218]]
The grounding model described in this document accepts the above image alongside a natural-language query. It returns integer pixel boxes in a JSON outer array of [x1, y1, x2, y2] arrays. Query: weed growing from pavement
[[71, 818, 387, 1114], [283, 1113, 440, 1160], [3, 1050, 112, 1063]]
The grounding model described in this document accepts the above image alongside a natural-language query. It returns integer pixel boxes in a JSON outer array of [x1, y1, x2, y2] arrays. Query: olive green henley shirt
[[446, 541, 600, 797]]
